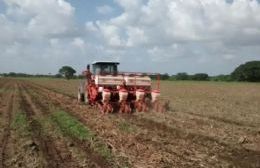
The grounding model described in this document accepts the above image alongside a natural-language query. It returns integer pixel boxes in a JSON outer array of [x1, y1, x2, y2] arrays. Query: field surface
[[0, 78, 260, 168]]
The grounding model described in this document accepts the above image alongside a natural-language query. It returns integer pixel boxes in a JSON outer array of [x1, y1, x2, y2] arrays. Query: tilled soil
[[0, 82, 14, 168], [20, 83, 114, 168], [20, 86, 75, 168], [0, 79, 260, 168], [0, 80, 115, 168], [25, 80, 260, 168]]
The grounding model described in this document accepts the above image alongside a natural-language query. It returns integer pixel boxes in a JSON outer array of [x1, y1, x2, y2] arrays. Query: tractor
[[78, 61, 165, 113]]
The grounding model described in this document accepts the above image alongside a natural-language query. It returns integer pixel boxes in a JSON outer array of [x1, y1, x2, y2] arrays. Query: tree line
[[150, 73, 228, 81], [1, 61, 260, 82], [148, 61, 260, 82], [0, 66, 81, 79]]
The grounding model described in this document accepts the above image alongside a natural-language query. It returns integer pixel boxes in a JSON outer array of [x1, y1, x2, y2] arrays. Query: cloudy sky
[[0, 0, 260, 75]]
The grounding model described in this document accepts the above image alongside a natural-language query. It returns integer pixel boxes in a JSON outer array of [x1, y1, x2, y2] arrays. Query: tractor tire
[[77, 91, 85, 102], [78, 81, 86, 103], [84, 91, 89, 104]]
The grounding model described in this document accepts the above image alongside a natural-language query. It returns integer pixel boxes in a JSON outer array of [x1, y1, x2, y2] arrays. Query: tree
[[161, 73, 170, 80], [175, 72, 189, 80], [231, 61, 260, 82], [59, 66, 76, 80], [191, 73, 209, 81]]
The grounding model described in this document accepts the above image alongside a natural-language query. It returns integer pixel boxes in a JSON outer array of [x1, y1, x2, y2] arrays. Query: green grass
[[118, 121, 135, 133], [0, 88, 11, 93], [51, 111, 93, 140], [92, 140, 113, 160], [11, 112, 31, 136], [38, 116, 61, 138], [51, 110, 114, 160]]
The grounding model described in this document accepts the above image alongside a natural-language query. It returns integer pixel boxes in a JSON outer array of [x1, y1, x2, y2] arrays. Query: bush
[[191, 73, 209, 81], [54, 74, 62, 78], [175, 72, 189, 80], [231, 61, 260, 82], [161, 73, 170, 80], [211, 75, 232, 81]]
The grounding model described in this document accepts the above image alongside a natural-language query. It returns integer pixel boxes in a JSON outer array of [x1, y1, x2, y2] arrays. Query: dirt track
[[0, 82, 14, 168], [20, 83, 113, 168], [20, 84, 75, 168], [0, 80, 115, 168], [0, 79, 260, 168]]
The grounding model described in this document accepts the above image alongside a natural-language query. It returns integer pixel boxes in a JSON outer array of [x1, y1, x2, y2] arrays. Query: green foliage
[[51, 111, 92, 140], [231, 61, 260, 82], [77, 74, 85, 79], [58, 66, 76, 80], [161, 73, 170, 80], [175, 72, 189, 80], [118, 122, 135, 133], [191, 73, 209, 81], [51, 111, 113, 160], [11, 112, 31, 136], [2, 72, 33, 77], [149, 73, 169, 80], [1, 72, 54, 78], [211, 75, 232, 81], [54, 73, 62, 78], [93, 141, 113, 160]]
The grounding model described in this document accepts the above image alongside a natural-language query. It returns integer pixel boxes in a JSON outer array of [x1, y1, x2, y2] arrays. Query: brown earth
[[0, 78, 260, 168]]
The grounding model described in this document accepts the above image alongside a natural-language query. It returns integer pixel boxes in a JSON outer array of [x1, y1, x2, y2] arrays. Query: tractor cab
[[92, 61, 119, 75]]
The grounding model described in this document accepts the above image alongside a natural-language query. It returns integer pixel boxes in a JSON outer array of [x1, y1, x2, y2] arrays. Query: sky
[[0, 0, 260, 75]]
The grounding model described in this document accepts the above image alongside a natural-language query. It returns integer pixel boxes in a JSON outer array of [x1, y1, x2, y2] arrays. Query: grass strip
[[118, 121, 135, 133], [11, 112, 31, 136], [51, 111, 92, 140], [51, 111, 113, 160]]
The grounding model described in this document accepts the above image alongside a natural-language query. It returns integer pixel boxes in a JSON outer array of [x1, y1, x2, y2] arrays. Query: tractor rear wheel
[[77, 91, 85, 102], [85, 91, 89, 104], [78, 81, 85, 102]]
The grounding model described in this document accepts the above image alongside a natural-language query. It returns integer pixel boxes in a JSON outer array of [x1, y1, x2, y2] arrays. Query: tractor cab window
[[93, 63, 118, 75], [94, 66, 101, 74]]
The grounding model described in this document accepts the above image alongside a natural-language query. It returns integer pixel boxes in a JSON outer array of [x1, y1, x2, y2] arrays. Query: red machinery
[[78, 61, 164, 114]]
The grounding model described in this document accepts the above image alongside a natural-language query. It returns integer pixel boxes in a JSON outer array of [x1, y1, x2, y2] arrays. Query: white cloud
[[0, 0, 82, 74], [71, 37, 86, 52], [85, 21, 98, 32], [114, 0, 143, 11], [87, 0, 260, 74], [97, 5, 113, 15], [96, 22, 126, 47], [4, 0, 75, 38], [223, 54, 235, 60], [1, 0, 260, 75], [72, 37, 85, 47], [49, 38, 59, 46], [126, 26, 147, 47]]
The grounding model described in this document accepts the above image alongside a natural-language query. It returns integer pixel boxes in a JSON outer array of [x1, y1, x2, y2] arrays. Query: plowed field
[[0, 78, 260, 168]]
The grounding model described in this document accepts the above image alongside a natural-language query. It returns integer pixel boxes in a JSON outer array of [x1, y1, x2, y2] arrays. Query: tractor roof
[[92, 61, 120, 65]]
